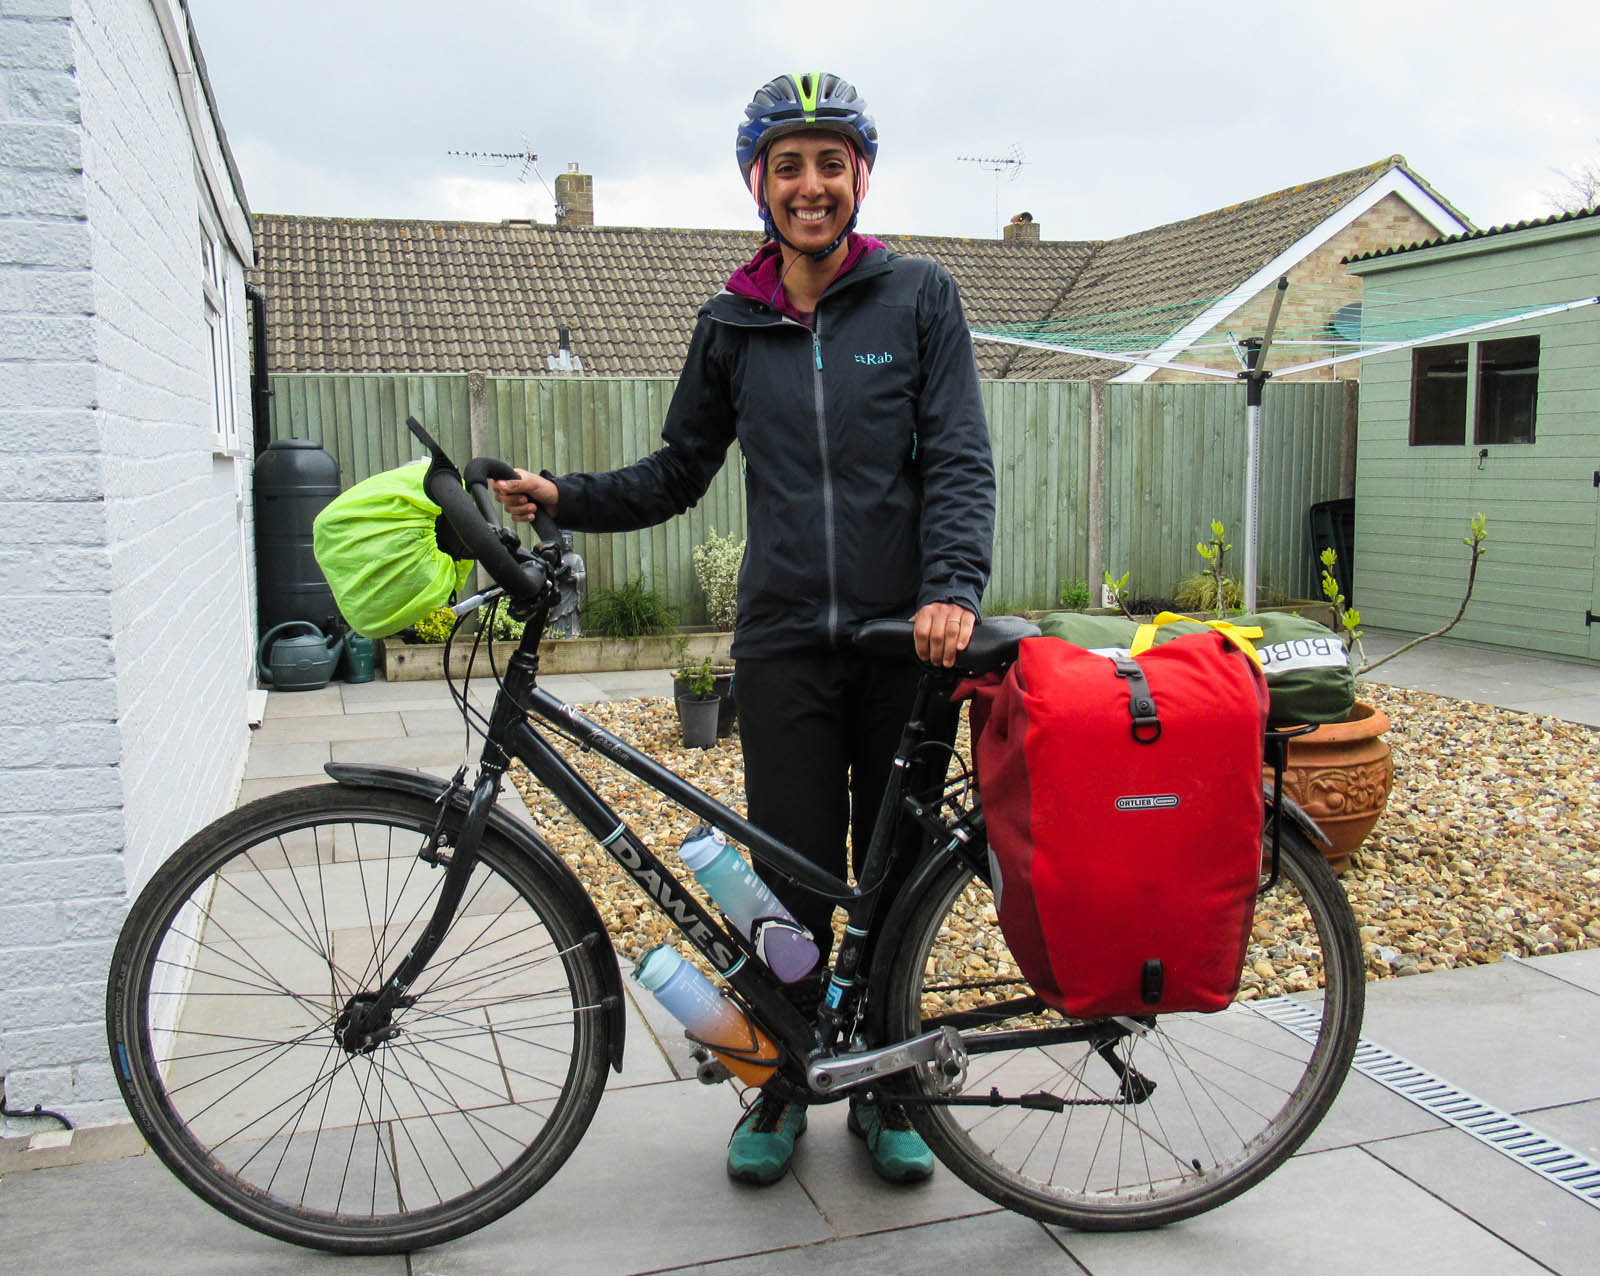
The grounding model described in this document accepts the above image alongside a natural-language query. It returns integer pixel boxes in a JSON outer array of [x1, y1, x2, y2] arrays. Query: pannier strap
[[1112, 656, 1161, 743]]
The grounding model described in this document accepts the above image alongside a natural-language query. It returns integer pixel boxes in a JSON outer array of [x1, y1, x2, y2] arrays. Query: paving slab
[[243, 740, 333, 780], [0, 1152, 403, 1275], [250, 712, 406, 745], [667, 1211, 1067, 1274], [787, 1099, 1004, 1237], [1536, 947, 1600, 994], [339, 680, 458, 714], [1054, 1144, 1550, 1276], [238, 775, 333, 803], [1365, 1119, 1600, 1274], [1356, 955, 1600, 1113], [408, 1080, 823, 1276], [1515, 692, 1600, 727], [261, 685, 345, 719], [398, 707, 485, 737], [329, 735, 478, 770]]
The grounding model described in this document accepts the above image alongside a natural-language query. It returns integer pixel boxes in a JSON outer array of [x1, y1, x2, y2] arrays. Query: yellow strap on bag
[[1130, 611, 1264, 665]]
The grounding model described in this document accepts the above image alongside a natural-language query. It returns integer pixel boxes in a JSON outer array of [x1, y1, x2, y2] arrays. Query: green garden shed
[[1346, 209, 1600, 663]]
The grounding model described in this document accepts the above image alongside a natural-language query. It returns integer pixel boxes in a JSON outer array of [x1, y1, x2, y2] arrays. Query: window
[[1476, 335, 1538, 445], [202, 220, 240, 453], [1409, 343, 1468, 445]]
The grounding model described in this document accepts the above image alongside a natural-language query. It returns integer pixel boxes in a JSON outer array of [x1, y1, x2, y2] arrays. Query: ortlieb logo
[[1116, 794, 1180, 811]]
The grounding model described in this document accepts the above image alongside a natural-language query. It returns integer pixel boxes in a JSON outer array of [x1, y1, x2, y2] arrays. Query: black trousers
[[733, 651, 956, 986]]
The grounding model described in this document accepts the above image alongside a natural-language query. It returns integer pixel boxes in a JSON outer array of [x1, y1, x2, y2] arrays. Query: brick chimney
[[555, 163, 593, 228], [1003, 211, 1039, 243]]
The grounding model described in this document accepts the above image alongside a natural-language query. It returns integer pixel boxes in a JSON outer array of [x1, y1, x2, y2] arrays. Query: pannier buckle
[[1112, 656, 1161, 744]]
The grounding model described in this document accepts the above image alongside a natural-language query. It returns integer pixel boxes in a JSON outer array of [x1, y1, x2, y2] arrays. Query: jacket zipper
[[810, 315, 841, 645]]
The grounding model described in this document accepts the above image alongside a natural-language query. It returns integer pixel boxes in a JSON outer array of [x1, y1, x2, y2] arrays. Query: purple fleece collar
[[725, 233, 886, 322]]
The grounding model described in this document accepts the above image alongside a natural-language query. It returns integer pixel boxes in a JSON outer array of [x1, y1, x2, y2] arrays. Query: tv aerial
[[448, 139, 563, 216], [957, 145, 1028, 237]]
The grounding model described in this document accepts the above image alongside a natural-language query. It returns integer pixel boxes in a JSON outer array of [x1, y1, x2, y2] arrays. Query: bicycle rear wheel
[[877, 822, 1364, 1229], [107, 785, 612, 1254]]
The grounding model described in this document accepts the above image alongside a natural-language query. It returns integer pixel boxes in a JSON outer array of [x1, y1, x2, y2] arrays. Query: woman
[[494, 72, 995, 1187]]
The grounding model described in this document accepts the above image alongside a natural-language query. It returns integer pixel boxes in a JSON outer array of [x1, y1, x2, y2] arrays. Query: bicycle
[[105, 419, 1365, 1254]]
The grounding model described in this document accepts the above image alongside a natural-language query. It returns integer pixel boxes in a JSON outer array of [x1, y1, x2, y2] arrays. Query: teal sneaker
[[847, 1096, 934, 1183], [727, 1093, 807, 1185]]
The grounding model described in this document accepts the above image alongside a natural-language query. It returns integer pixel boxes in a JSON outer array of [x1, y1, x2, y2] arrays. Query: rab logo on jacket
[[853, 351, 894, 366]]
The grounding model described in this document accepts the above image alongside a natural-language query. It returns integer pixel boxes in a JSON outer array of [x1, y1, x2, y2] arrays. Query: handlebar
[[407, 417, 561, 608]]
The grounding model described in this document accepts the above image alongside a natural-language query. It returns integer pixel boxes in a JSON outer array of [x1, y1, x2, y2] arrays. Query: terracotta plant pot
[[1269, 702, 1393, 874]]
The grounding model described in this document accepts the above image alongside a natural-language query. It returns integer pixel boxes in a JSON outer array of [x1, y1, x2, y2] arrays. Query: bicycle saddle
[[853, 614, 1040, 675]]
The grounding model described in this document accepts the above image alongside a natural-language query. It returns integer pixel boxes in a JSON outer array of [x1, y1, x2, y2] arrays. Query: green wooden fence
[[269, 373, 1350, 621]]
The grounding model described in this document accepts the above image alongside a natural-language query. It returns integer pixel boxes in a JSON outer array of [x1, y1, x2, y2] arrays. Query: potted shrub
[[1275, 513, 1489, 871], [676, 656, 722, 749]]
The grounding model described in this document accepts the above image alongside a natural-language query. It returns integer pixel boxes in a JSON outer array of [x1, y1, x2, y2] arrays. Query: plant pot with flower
[[675, 656, 724, 749]]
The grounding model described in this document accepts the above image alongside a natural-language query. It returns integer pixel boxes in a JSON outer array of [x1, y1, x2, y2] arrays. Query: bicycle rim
[[107, 785, 610, 1254], [880, 826, 1364, 1229]]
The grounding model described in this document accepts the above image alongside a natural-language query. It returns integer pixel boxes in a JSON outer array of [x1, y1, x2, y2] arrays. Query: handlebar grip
[[423, 466, 547, 603], [461, 456, 565, 549]]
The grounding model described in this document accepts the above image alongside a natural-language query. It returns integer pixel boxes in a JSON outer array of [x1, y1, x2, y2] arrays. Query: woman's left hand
[[913, 602, 976, 667]]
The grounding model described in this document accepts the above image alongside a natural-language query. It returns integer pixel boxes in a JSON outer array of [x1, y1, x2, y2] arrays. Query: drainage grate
[[1251, 995, 1600, 1209]]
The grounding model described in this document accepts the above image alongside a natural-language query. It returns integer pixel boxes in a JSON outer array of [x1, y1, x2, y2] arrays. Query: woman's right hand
[[492, 469, 560, 523]]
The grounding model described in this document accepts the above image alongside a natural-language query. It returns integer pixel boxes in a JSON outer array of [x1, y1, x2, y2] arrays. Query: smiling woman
[[490, 69, 996, 1191]]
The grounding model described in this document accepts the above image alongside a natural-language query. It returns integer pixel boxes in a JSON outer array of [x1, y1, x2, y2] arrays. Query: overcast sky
[[188, 0, 1599, 244]]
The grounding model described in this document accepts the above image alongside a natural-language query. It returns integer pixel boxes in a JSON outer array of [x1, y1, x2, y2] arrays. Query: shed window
[[1410, 344, 1468, 446], [1475, 335, 1538, 445]]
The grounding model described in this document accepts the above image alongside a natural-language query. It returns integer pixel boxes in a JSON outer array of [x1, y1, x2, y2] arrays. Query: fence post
[[1088, 378, 1106, 603], [1339, 377, 1359, 500], [468, 371, 492, 594]]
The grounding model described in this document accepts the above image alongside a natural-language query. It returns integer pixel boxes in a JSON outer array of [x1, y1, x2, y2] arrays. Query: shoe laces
[[875, 1100, 915, 1132], [743, 1093, 792, 1134]]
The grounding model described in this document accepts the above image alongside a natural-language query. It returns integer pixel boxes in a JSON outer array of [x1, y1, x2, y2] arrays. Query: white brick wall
[[0, 0, 255, 1127]]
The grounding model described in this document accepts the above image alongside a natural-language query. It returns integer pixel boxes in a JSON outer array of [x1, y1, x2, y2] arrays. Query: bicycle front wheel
[[107, 784, 612, 1254], [877, 822, 1364, 1229]]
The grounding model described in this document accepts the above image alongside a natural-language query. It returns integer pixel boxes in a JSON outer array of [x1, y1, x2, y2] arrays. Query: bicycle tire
[[107, 784, 612, 1254], [876, 822, 1364, 1229]]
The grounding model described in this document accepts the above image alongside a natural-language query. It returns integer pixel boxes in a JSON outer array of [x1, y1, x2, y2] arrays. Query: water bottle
[[678, 825, 820, 983], [631, 945, 776, 1087]]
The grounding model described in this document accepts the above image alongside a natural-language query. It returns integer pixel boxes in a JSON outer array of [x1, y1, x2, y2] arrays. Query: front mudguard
[[326, 762, 627, 1072]]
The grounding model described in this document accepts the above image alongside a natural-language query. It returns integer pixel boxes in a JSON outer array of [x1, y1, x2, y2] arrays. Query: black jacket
[[556, 248, 995, 657]]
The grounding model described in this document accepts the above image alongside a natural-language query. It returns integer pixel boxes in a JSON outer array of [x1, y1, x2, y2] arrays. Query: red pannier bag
[[962, 630, 1269, 1019]]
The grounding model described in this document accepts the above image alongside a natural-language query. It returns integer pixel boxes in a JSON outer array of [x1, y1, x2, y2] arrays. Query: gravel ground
[[508, 681, 1600, 984]]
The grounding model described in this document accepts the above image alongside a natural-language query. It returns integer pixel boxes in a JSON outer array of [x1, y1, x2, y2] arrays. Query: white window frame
[[202, 215, 240, 455]]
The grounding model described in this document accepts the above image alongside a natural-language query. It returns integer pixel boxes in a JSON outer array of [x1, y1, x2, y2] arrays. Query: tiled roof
[[254, 156, 1447, 380], [1345, 203, 1599, 265], [253, 216, 1095, 379]]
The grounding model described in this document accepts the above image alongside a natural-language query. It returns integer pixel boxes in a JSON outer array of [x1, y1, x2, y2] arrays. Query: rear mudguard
[[326, 762, 626, 1072]]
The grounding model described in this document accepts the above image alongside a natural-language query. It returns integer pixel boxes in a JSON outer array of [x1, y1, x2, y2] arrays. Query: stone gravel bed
[[509, 681, 1599, 983]]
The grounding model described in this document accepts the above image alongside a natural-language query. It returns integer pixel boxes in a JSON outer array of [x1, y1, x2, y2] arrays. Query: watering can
[[257, 621, 344, 691]]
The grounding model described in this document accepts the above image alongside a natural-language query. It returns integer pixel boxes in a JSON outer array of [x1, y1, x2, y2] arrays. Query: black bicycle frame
[[464, 633, 945, 1066]]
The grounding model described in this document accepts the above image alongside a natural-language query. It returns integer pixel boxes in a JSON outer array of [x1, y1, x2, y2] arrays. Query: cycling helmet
[[735, 72, 878, 185], [737, 73, 878, 260]]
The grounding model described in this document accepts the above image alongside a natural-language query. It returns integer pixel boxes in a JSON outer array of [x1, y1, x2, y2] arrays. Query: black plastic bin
[[1308, 498, 1355, 603]]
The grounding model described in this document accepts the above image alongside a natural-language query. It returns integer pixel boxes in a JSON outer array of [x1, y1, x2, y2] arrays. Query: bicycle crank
[[807, 1025, 967, 1097]]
